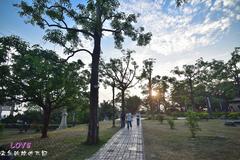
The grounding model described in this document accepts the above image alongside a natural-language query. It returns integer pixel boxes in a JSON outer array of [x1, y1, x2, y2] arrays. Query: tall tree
[[226, 47, 240, 97], [100, 61, 117, 127], [0, 36, 89, 138], [103, 50, 139, 127], [0, 36, 10, 105], [0, 38, 10, 117], [15, 0, 152, 144], [195, 58, 214, 113], [141, 58, 155, 113], [172, 65, 198, 111], [170, 79, 189, 111], [207, 59, 233, 111], [152, 75, 175, 112]]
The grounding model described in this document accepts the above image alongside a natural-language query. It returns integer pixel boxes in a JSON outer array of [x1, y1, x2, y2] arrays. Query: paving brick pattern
[[88, 118, 144, 160]]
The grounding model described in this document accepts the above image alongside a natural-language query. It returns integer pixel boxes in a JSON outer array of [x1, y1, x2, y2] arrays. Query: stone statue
[[58, 108, 68, 129]]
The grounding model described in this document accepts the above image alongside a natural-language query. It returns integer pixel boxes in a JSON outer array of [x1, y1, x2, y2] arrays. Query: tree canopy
[[0, 36, 89, 138]]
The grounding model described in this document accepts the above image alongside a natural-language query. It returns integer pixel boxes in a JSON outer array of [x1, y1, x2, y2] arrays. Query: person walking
[[136, 112, 141, 126], [126, 112, 132, 130]]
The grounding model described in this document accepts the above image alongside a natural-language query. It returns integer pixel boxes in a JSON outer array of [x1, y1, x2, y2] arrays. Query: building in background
[[228, 97, 240, 112]]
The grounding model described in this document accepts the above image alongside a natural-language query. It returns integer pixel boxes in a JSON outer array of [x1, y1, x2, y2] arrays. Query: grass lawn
[[143, 119, 240, 160], [0, 121, 119, 160]]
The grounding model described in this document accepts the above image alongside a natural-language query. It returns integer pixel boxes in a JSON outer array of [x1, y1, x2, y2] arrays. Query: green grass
[[0, 121, 119, 160], [143, 119, 240, 160]]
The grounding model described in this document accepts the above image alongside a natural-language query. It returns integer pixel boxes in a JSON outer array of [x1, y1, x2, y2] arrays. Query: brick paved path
[[88, 117, 144, 160]]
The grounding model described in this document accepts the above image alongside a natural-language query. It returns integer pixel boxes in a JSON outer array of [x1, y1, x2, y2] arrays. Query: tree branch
[[126, 68, 137, 87], [101, 14, 123, 24], [128, 78, 140, 88], [63, 49, 93, 62], [46, 4, 94, 22], [102, 28, 121, 33], [8, 95, 33, 103], [43, 19, 94, 37], [123, 58, 131, 80], [113, 68, 122, 84]]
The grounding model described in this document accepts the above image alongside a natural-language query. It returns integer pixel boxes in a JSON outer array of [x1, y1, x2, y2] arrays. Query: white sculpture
[[58, 108, 68, 129], [0, 105, 11, 120]]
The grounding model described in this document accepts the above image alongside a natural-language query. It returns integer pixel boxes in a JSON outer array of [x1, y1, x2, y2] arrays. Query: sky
[[0, 0, 240, 105]]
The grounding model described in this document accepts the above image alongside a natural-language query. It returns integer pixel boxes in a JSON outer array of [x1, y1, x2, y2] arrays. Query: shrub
[[227, 112, 240, 120], [211, 112, 226, 118], [158, 114, 164, 124], [171, 112, 186, 117], [186, 111, 201, 138], [197, 112, 209, 119], [167, 118, 175, 129]]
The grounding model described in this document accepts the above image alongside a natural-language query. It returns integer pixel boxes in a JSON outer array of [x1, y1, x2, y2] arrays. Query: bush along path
[[88, 117, 144, 160]]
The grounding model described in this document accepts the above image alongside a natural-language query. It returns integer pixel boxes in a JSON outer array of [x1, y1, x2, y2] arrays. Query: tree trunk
[[219, 100, 223, 112], [189, 78, 195, 111], [0, 106, 2, 120], [148, 76, 153, 114], [206, 96, 212, 116], [121, 89, 126, 128], [163, 101, 167, 113], [41, 107, 51, 138], [87, 35, 101, 144], [220, 96, 228, 112], [158, 98, 161, 113], [72, 112, 76, 127], [236, 75, 240, 97], [112, 83, 116, 127], [10, 105, 14, 116]]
